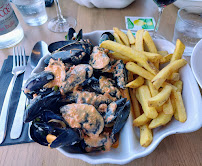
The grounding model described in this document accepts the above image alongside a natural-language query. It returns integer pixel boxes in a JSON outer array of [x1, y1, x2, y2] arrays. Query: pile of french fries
[[100, 27, 187, 147]]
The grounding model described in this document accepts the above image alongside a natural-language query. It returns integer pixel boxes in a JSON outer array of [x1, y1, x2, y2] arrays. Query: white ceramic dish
[[174, 0, 202, 11], [191, 39, 202, 88], [33, 30, 202, 165], [73, 0, 135, 8]]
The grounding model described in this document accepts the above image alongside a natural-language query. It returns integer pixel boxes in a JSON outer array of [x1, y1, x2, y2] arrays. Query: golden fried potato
[[143, 31, 158, 53], [163, 97, 174, 115], [148, 85, 172, 107], [127, 29, 136, 44], [136, 85, 158, 119], [171, 39, 185, 63], [129, 88, 141, 119], [126, 76, 144, 88], [158, 50, 168, 56], [131, 44, 136, 51], [142, 52, 163, 62], [173, 91, 187, 122], [149, 111, 173, 129], [100, 40, 159, 75], [108, 52, 133, 63], [173, 80, 183, 92], [167, 72, 180, 82], [113, 27, 130, 46], [145, 80, 158, 97], [135, 29, 144, 51], [113, 32, 124, 45], [159, 54, 173, 64], [140, 124, 153, 147], [133, 113, 151, 127], [151, 59, 187, 89], [126, 62, 155, 80]]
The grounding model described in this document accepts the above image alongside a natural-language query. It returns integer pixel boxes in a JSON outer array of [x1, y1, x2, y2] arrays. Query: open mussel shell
[[30, 110, 82, 148], [112, 100, 130, 135], [50, 128, 81, 148], [24, 91, 62, 123], [23, 71, 54, 99], [48, 40, 76, 53], [30, 122, 81, 148], [104, 98, 127, 124], [66, 28, 76, 41], [99, 32, 114, 45], [46, 40, 93, 65]]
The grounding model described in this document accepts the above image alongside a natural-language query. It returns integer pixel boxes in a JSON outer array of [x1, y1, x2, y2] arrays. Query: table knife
[[10, 58, 33, 139]]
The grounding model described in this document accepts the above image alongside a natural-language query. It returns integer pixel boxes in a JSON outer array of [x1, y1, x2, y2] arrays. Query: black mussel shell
[[24, 91, 61, 122], [48, 40, 76, 53], [112, 100, 130, 135]]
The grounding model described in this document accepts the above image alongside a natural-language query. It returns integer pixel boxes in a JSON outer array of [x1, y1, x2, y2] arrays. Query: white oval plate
[[73, 0, 135, 8], [191, 39, 202, 88], [33, 30, 202, 165]]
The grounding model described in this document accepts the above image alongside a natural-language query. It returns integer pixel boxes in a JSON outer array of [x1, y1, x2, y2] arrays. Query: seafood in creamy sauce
[[24, 29, 130, 153]]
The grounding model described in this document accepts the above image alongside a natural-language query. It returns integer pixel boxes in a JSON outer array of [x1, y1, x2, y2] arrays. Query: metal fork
[[0, 47, 26, 144]]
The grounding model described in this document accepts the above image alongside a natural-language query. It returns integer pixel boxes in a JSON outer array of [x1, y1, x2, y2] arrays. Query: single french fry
[[140, 124, 153, 147], [129, 88, 141, 118], [167, 72, 180, 82], [142, 52, 163, 62], [143, 31, 158, 53], [113, 27, 130, 46], [126, 62, 155, 80], [163, 97, 173, 114], [173, 80, 183, 92], [113, 32, 124, 45], [171, 39, 185, 63], [135, 29, 144, 51], [108, 52, 133, 63], [126, 76, 144, 88], [173, 91, 187, 122], [158, 50, 168, 56], [133, 113, 151, 126], [136, 85, 158, 119], [145, 80, 158, 97], [100, 40, 158, 75], [149, 111, 173, 129], [127, 29, 136, 44], [131, 44, 136, 51], [151, 59, 187, 89], [148, 85, 172, 107], [162, 82, 178, 92], [160, 54, 173, 64], [170, 91, 177, 115]]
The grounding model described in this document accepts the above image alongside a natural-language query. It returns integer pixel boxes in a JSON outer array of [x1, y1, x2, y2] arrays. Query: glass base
[[48, 16, 76, 33]]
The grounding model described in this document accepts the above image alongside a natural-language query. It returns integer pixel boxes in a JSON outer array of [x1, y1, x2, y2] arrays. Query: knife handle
[[10, 91, 27, 139], [0, 75, 17, 144]]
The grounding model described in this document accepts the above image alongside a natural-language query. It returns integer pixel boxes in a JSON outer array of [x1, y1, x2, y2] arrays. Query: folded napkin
[[0, 56, 33, 146]]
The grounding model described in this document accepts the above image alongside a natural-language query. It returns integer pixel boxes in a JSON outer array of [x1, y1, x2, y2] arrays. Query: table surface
[[0, 0, 201, 166]]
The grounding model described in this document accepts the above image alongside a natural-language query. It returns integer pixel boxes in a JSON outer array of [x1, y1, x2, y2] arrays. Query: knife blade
[[10, 58, 33, 139]]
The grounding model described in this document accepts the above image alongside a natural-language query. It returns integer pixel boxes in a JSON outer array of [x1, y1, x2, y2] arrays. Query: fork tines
[[13, 47, 26, 67]]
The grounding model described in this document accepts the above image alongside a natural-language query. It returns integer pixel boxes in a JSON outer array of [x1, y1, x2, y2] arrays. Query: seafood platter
[[22, 28, 202, 164]]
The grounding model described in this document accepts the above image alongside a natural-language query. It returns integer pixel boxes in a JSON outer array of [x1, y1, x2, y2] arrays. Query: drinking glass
[[172, 6, 202, 56], [48, 0, 76, 33], [152, 0, 177, 39], [13, 0, 48, 26]]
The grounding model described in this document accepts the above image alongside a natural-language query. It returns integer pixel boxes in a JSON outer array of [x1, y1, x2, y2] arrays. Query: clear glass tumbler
[[172, 6, 202, 55], [13, 0, 48, 26]]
